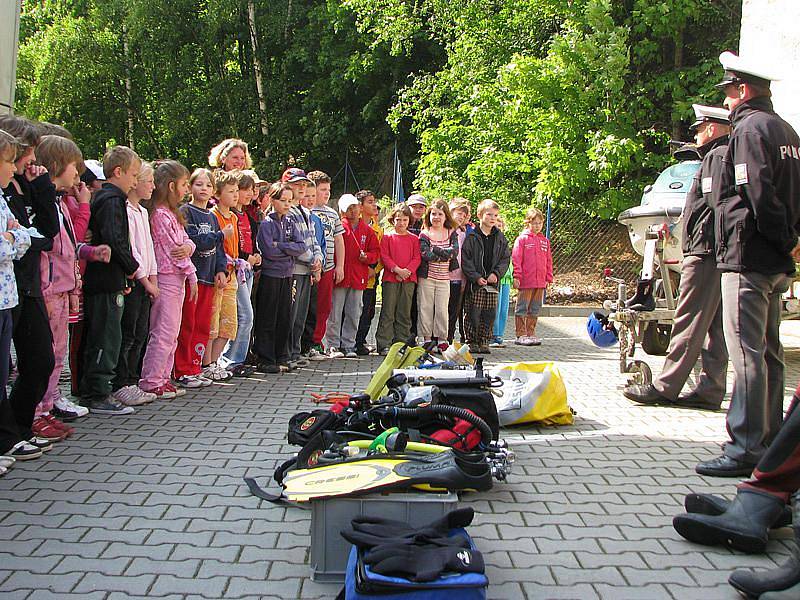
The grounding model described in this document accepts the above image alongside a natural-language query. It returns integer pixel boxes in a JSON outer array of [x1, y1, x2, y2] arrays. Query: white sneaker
[[0, 455, 16, 469], [112, 385, 150, 407], [308, 348, 327, 361], [344, 350, 358, 358], [136, 388, 158, 403], [176, 375, 205, 389], [514, 337, 527, 345], [6, 439, 43, 460], [527, 336, 542, 346], [54, 396, 89, 418], [197, 375, 213, 387], [203, 364, 231, 381], [327, 348, 345, 359]]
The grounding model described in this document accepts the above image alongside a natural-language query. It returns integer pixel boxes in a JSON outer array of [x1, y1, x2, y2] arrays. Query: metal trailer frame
[[607, 225, 678, 386]]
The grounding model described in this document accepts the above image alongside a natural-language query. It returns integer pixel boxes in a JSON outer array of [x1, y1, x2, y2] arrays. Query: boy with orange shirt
[[205, 170, 239, 381]]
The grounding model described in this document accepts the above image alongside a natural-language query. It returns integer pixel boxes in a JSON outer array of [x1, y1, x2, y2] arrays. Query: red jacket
[[338, 217, 380, 290], [512, 230, 553, 289]]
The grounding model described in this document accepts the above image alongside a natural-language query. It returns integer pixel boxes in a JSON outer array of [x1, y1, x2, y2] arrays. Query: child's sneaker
[[308, 345, 327, 361], [142, 385, 175, 400], [43, 414, 73, 438], [327, 348, 345, 359], [489, 337, 506, 348], [29, 437, 54, 452], [203, 364, 232, 382], [88, 397, 135, 415], [53, 396, 88, 420], [5, 440, 42, 461], [31, 416, 67, 441], [164, 382, 186, 397], [229, 364, 257, 377], [176, 375, 206, 388], [112, 385, 151, 406]]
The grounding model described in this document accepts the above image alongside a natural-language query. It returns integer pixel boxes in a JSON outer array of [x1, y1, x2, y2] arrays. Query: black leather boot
[[685, 493, 792, 529], [625, 278, 655, 312], [729, 495, 800, 598], [673, 488, 786, 553]]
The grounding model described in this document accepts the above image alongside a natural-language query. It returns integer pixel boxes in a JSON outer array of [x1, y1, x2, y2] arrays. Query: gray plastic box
[[310, 491, 459, 582]]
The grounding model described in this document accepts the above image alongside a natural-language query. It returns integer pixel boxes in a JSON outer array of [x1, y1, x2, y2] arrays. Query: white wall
[[0, 1, 21, 115], [740, 0, 800, 132]]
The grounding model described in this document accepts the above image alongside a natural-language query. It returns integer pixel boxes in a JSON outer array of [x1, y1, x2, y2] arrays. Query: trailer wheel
[[641, 322, 671, 356]]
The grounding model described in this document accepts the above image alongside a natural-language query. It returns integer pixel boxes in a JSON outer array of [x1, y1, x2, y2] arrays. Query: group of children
[[0, 116, 554, 470]]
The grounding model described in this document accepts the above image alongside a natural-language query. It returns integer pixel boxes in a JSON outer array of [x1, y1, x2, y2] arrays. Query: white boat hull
[[617, 205, 684, 273]]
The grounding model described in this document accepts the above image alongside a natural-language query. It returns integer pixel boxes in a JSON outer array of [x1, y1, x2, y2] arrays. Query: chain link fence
[[546, 205, 641, 305]]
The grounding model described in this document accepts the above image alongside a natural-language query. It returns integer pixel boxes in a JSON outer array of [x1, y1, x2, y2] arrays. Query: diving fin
[[281, 450, 493, 502]]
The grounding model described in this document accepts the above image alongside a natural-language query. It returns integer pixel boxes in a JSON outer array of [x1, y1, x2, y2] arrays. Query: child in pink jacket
[[139, 161, 197, 399], [511, 207, 552, 346]]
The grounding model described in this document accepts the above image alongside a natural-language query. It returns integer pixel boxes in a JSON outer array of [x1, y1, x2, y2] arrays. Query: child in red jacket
[[323, 194, 379, 358], [511, 207, 553, 346]]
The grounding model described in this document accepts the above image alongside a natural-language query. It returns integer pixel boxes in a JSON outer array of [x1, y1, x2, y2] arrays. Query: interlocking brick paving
[[1, 316, 799, 599]]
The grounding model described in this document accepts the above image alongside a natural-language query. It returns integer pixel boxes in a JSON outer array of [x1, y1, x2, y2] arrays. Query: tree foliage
[[16, 0, 440, 192], [346, 0, 739, 236], [16, 0, 739, 236]]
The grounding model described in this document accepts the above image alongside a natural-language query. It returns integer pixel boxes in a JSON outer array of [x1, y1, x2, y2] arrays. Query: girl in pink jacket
[[139, 160, 197, 399], [511, 207, 552, 346]]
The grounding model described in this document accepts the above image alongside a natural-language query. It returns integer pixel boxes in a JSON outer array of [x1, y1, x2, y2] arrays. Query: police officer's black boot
[[625, 278, 655, 311], [672, 488, 785, 553], [728, 494, 800, 598], [684, 493, 792, 528]]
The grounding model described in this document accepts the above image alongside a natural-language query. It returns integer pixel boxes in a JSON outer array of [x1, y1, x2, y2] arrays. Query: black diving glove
[[364, 543, 485, 582]]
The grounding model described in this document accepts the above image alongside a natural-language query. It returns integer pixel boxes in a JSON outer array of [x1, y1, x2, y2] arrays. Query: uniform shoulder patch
[[735, 163, 749, 185]]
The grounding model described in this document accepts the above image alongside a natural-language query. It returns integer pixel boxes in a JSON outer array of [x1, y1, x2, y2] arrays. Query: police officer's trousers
[[653, 255, 728, 401], [721, 271, 790, 464]]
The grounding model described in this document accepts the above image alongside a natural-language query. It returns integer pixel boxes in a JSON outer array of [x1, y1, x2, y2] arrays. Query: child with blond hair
[[512, 207, 552, 346], [460, 199, 511, 353], [375, 203, 420, 354], [174, 168, 230, 387]]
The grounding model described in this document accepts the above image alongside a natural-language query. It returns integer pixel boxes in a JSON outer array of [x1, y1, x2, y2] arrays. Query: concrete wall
[[740, 0, 800, 132]]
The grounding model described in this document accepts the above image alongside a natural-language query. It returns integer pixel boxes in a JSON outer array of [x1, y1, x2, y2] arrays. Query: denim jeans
[[223, 269, 254, 366]]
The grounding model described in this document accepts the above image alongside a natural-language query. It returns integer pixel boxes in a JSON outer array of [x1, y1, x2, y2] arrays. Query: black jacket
[[681, 135, 728, 257], [461, 226, 511, 288], [83, 183, 139, 295], [3, 173, 60, 298], [713, 97, 800, 274]]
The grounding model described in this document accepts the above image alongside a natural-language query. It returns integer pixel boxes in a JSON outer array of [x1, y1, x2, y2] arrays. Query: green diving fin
[[281, 450, 493, 502]]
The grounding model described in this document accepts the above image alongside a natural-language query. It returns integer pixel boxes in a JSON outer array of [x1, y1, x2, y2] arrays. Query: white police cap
[[716, 51, 781, 88], [689, 104, 730, 130]]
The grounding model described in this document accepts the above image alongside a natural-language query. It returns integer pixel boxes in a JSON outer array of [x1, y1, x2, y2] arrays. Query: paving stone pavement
[[2, 316, 800, 599]]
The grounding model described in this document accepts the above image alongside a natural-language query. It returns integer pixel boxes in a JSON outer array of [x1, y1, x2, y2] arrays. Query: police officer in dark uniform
[[624, 105, 731, 411], [696, 52, 800, 477]]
